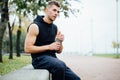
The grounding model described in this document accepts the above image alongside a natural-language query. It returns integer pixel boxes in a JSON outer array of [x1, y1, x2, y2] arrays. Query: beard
[[48, 16, 56, 22]]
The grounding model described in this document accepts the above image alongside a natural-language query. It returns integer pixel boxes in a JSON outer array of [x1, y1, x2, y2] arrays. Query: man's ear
[[45, 6, 49, 13], [44, 8, 47, 13]]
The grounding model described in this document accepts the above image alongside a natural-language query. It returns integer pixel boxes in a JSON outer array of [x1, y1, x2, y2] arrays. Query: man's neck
[[43, 16, 53, 24]]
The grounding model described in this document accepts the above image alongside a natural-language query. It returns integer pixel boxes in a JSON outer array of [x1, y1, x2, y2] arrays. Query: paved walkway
[[57, 54, 120, 80]]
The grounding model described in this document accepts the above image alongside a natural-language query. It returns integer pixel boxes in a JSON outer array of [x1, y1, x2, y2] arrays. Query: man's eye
[[53, 9, 59, 13], [57, 11, 60, 13], [53, 9, 57, 11]]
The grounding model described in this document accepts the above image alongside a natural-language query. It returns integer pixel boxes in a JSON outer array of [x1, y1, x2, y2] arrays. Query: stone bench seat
[[0, 64, 51, 80]]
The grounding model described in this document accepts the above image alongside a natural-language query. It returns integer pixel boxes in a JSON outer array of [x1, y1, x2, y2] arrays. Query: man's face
[[46, 5, 60, 21]]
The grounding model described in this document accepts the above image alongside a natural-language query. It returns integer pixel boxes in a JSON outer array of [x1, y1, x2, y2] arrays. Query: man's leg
[[65, 67, 81, 80], [33, 55, 66, 80], [49, 57, 66, 80], [43, 56, 81, 80], [32, 55, 81, 80]]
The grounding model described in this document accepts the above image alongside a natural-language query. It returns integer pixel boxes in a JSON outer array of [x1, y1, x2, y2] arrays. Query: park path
[[57, 54, 120, 80]]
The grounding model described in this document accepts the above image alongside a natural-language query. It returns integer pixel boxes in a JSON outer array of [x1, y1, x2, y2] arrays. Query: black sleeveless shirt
[[30, 15, 58, 59]]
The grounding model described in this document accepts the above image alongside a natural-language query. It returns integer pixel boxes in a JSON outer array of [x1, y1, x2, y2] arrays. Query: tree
[[11, 0, 80, 17], [0, 0, 9, 62], [8, 21, 13, 59], [112, 41, 117, 49], [16, 13, 21, 57], [112, 41, 119, 58]]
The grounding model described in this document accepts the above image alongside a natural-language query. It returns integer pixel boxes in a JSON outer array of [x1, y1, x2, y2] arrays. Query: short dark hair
[[47, 0, 60, 8]]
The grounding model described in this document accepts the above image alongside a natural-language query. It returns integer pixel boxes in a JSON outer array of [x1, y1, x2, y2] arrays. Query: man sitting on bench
[[24, 1, 81, 80]]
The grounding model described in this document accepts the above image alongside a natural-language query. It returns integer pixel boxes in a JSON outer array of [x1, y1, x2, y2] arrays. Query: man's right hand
[[48, 42, 61, 51]]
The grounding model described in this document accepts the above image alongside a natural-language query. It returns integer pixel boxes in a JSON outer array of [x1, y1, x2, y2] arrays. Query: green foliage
[[0, 55, 31, 76], [112, 41, 117, 48], [10, 0, 81, 17], [112, 41, 120, 49]]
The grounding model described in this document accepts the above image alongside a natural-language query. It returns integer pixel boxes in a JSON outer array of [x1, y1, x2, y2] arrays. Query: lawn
[[0, 55, 31, 76], [93, 54, 120, 58]]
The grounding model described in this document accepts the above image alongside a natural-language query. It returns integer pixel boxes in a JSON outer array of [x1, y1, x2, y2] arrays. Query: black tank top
[[31, 15, 57, 59]]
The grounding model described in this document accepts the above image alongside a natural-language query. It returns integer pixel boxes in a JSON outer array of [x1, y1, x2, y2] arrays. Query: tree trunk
[[0, 23, 6, 62], [0, 0, 9, 62], [16, 29, 21, 57], [16, 18, 21, 57], [8, 22, 13, 59]]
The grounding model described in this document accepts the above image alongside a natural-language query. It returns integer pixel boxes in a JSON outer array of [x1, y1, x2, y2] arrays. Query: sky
[[54, 0, 120, 55]]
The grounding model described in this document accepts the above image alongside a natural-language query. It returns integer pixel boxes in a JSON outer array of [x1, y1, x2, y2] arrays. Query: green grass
[[0, 55, 31, 76], [93, 54, 120, 58]]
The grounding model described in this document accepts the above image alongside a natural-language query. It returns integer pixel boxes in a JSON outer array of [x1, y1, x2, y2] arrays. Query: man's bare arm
[[24, 24, 50, 54], [24, 24, 61, 54]]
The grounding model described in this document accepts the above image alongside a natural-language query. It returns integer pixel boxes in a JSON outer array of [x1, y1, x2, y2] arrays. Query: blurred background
[[55, 0, 120, 55], [0, 0, 120, 62]]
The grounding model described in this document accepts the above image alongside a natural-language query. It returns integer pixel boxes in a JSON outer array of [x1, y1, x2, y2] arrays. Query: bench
[[0, 64, 52, 80]]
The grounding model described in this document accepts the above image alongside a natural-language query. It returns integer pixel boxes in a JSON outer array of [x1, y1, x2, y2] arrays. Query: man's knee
[[75, 76, 81, 80], [50, 60, 66, 73], [55, 61, 66, 70], [67, 74, 81, 80]]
